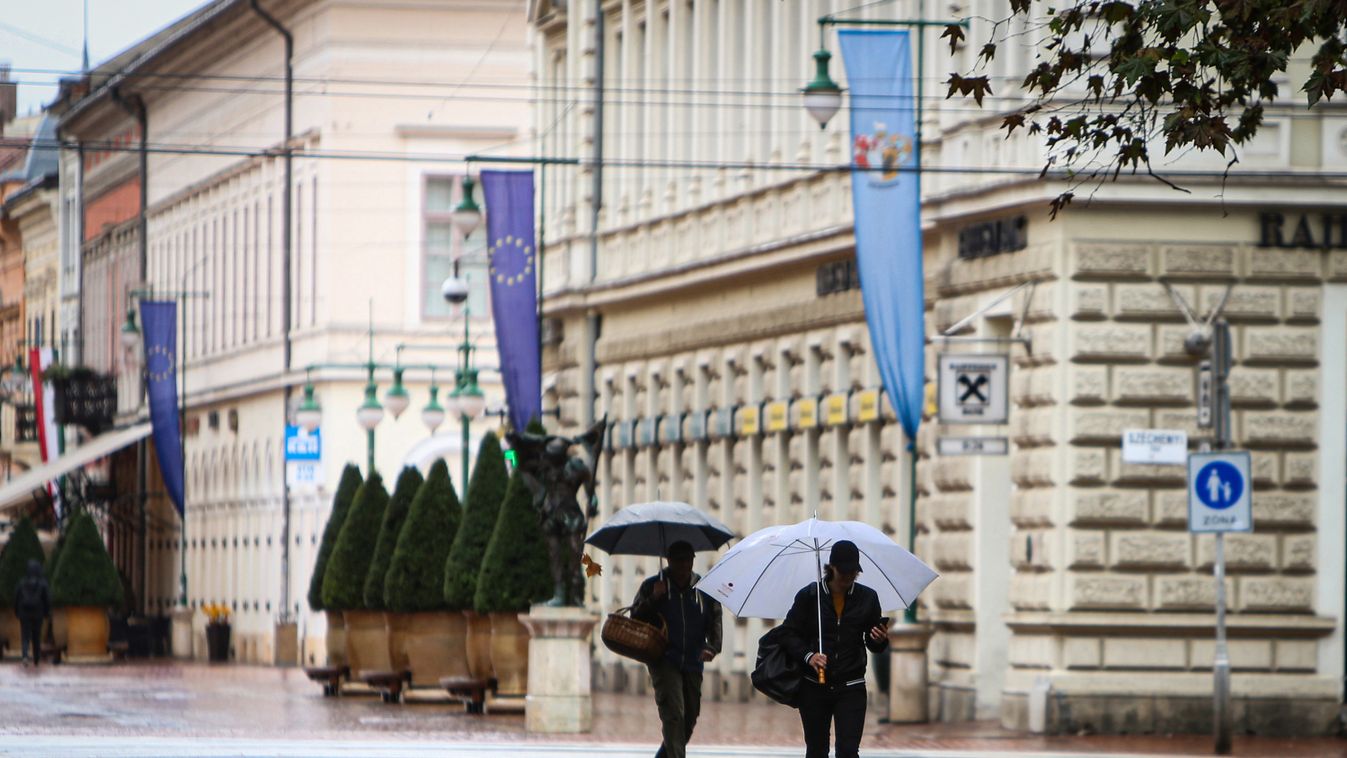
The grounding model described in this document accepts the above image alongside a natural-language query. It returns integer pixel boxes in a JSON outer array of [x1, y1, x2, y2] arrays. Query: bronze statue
[[506, 418, 607, 607]]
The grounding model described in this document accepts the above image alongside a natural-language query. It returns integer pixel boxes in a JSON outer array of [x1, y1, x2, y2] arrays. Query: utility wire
[[8, 136, 1347, 181]]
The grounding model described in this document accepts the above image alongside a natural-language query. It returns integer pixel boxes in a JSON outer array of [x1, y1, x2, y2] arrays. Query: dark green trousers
[[648, 659, 703, 758]]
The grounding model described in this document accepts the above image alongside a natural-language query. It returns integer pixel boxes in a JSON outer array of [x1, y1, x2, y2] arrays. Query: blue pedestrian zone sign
[[1187, 451, 1253, 533], [284, 425, 321, 462]]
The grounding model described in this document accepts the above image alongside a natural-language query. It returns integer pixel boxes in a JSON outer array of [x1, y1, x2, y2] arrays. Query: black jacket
[[780, 581, 887, 688], [14, 562, 49, 619], [633, 571, 723, 672]]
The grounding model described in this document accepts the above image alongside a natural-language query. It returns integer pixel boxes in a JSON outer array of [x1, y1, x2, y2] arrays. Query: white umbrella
[[696, 517, 938, 646]]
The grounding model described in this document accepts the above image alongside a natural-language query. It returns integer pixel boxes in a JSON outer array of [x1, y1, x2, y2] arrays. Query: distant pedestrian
[[14, 560, 50, 667], [779, 540, 890, 758], [632, 540, 722, 758]]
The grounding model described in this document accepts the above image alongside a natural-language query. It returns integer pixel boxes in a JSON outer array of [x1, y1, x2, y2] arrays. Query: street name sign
[[937, 436, 1009, 456], [1122, 429, 1188, 466], [937, 354, 1009, 424], [1187, 450, 1253, 533]]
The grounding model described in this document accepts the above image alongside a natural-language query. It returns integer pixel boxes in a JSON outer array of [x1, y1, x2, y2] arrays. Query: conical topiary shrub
[[43, 531, 63, 580], [307, 464, 363, 611], [51, 511, 122, 608], [473, 469, 552, 614], [443, 432, 508, 609], [321, 472, 388, 611], [363, 467, 424, 610], [386, 460, 460, 612], [0, 516, 45, 608]]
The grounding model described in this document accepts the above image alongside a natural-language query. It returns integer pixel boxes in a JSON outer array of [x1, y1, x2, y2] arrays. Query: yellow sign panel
[[739, 405, 760, 436], [824, 394, 848, 426], [795, 398, 818, 429], [857, 389, 881, 423], [764, 401, 788, 433]]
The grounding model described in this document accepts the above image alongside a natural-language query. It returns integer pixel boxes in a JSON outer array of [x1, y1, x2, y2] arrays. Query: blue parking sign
[[1187, 451, 1252, 533]]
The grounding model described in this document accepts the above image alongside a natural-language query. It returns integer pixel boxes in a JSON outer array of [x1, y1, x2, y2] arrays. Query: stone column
[[888, 623, 934, 723], [520, 606, 600, 733]]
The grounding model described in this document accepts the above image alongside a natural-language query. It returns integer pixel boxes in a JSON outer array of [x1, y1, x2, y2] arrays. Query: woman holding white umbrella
[[779, 540, 890, 758], [696, 517, 937, 758]]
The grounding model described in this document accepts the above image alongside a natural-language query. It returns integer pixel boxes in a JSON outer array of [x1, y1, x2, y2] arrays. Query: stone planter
[[385, 612, 411, 673], [343, 609, 392, 676], [463, 610, 493, 681], [488, 611, 530, 697], [50, 607, 68, 649], [0, 609, 20, 659], [324, 610, 346, 667], [65, 605, 110, 660], [399, 611, 469, 687]]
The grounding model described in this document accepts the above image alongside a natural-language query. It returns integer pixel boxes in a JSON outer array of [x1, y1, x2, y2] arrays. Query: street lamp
[[456, 369, 486, 420], [421, 380, 446, 433], [295, 382, 322, 433], [441, 272, 486, 493], [451, 176, 482, 239], [801, 47, 844, 129], [120, 308, 142, 351], [384, 368, 410, 419], [356, 380, 384, 432]]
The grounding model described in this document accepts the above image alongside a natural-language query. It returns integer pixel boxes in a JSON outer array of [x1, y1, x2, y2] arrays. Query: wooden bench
[[360, 670, 411, 704], [40, 644, 64, 664], [439, 676, 493, 714], [303, 665, 349, 697]]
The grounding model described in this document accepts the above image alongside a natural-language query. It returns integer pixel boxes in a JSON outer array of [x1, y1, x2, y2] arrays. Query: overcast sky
[[2, 0, 205, 116]]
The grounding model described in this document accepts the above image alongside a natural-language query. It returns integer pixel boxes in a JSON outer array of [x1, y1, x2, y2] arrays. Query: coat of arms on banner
[[853, 121, 913, 187]]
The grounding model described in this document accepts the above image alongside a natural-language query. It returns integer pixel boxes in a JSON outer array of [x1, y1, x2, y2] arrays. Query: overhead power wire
[[7, 136, 1347, 182]]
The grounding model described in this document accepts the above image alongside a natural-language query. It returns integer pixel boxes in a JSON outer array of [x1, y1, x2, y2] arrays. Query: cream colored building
[[532, 0, 1347, 734], [51, 0, 533, 664]]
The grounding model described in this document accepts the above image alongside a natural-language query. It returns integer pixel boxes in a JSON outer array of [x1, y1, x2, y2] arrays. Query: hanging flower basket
[[47, 367, 117, 433]]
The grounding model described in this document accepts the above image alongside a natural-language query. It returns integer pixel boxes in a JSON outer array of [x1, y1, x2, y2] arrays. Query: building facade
[[51, 0, 532, 664], [532, 0, 1347, 734]]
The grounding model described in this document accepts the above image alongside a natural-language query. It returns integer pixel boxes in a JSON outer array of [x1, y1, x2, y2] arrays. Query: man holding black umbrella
[[632, 540, 722, 758]]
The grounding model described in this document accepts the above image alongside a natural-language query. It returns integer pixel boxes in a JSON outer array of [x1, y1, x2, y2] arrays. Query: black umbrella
[[585, 501, 735, 557]]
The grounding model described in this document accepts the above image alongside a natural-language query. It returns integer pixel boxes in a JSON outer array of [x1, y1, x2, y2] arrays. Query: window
[[423, 176, 488, 319]]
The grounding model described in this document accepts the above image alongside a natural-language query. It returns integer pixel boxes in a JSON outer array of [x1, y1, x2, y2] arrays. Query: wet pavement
[[0, 660, 1344, 756]]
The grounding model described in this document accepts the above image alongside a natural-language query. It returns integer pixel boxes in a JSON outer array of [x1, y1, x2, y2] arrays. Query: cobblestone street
[[0, 661, 1344, 756]]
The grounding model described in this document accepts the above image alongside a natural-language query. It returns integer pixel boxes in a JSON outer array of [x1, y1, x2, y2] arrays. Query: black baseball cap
[[829, 540, 861, 573]]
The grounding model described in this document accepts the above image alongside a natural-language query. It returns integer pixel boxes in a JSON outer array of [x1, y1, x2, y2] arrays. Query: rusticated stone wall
[[977, 225, 1337, 736]]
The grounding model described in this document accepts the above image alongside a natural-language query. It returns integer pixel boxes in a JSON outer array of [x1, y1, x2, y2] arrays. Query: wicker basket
[[601, 606, 667, 665]]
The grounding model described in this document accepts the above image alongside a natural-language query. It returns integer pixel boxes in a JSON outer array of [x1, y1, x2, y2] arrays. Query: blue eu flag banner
[[840, 30, 925, 441], [482, 170, 541, 432], [141, 300, 185, 516]]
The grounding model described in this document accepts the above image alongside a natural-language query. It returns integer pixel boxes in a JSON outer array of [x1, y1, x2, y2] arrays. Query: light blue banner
[[839, 29, 925, 442]]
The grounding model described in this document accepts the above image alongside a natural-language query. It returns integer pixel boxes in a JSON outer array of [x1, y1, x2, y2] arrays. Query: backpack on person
[[15, 576, 47, 617]]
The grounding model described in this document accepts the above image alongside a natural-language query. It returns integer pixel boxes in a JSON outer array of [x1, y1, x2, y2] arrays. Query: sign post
[[1189, 319, 1236, 755], [284, 425, 323, 491]]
